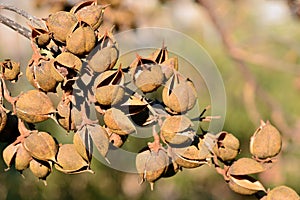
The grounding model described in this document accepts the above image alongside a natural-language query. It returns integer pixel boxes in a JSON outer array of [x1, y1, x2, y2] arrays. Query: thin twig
[[0, 14, 31, 39], [0, 4, 44, 27], [197, 0, 293, 135]]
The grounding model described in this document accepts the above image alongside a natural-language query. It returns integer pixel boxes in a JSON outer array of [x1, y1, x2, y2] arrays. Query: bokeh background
[[1, 0, 300, 199]]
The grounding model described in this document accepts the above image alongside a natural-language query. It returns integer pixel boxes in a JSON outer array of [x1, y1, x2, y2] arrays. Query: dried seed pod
[[86, 124, 109, 158], [94, 67, 125, 106], [171, 136, 211, 168], [266, 185, 299, 200], [66, 22, 96, 56], [51, 52, 82, 82], [16, 90, 56, 123], [23, 131, 58, 162], [213, 132, 240, 161], [130, 57, 164, 93], [0, 59, 21, 81], [103, 108, 136, 135], [46, 11, 77, 43], [228, 175, 266, 195], [250, 121, 282, 160], [162, 73, 197, 113], [228, 158, 265, 176], [29, 159, 52, 181], [109, 132, 127, 148], [148, 46, 169, 64], [71, 1, 105, 30], [87, 31, 119, 73], [0, 107, 7, 133], [55, 144, 91, 174], [161, 115, 194, 145], [30, 26, 51, 48], [161, 57, 178, 80], [73, 131, 92, 162], [136, 148, 168, 190], [2, 143, 20, 170], [26, 58, 58, 92], [15, 144, 32, 172]]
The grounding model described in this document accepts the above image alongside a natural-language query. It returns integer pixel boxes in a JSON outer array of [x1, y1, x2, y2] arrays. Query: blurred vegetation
[[0, 0, 300, 199]]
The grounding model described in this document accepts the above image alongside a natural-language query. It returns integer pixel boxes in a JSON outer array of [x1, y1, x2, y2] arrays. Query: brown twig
[[0, 14, 31, 39], [197, 0, 293, 136]]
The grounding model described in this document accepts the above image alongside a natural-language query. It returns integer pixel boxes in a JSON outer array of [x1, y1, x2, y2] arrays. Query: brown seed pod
[[29, 159, 52, 181], [2, 143, 20, 170], [16, 90, 56, 123], [228, 158, 265, 176], [73, 131, 92, 162], [86, 124, 109, 158], [0, 59, 21, 82], [51, 52, 82, 82], [30, 26, 51, 48], [266, 185, 299, 200], [213, 132, 240, 161], [26, 58, 58, 92], [46, 11, 78, 43], [0, 107, 7, 133], [15, 144, 32, 172], [103, 108, 136, 135], [55, 144, 91, 174], [87, 31, 119, 73], [66, 22, 96, 56], [23, 131, 58, 162], [171, 137, 211, 168], [71, 1, 105, 30], [228, 175, 266, 195], [250, 121, 282, 160], [162, 73, 197, 113], [161, 57, 178, 80], [148, 46, 169, 64], [94, 67, 125, 106], [161, 115, 194, 145], [136, 148, 169, 190]]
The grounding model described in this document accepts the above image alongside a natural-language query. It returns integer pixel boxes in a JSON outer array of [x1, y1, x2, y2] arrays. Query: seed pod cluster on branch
[[0, 1, 299, 199]]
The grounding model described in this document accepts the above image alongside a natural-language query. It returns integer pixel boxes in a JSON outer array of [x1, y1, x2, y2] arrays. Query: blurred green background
[[1, 0, 300, 199]]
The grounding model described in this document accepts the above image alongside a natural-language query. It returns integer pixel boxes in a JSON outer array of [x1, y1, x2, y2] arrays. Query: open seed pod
[[161, 115, 194, 145], [103, 108, 136, 135], [74, 131, 92, 162], [86, 124, 109, 158], [0, 107, 7, 133], [55, 144, 92, 174], [130, 56, 164, 93], [266, 185, 299, 200], [30, 26, 51, 48], [148, 46, 169, 64], [23, 131, 58, 163], [66, 22, 96, 56], [0, 59, 21, 82], [161, 57, 178, 80], [171, 136, 211, 168], [16, 90, 56, 123], [26, 58, 58, 92], [212, 131, 240, 161], [136, 148, 169, 190], [29, 159, 52, 182], [71, 0, 105, 30], [87, 31, 119, 73], [51, 52, 82, 82], [228, 158, 265, 176], [46, 11, 78, 43], [162, 73, 197, 113], [94, 67, 125, 106], [250, 121, 282, 160], [15, 144, 32, 172], [228, 175, 266, 195], [2, 143, 20, 170]]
